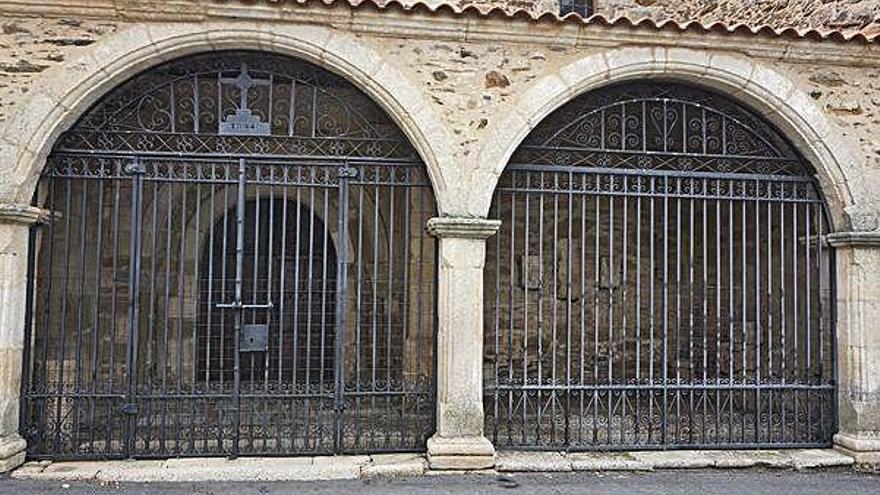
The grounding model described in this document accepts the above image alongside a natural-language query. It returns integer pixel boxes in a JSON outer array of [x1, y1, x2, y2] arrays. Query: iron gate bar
[[123, 157, 145, 456], [484, 81, 836, 451]]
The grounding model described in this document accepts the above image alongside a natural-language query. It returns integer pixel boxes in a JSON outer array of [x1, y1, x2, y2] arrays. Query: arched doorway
[[484, 82, 836, 450], [197, 198, 337, 386], [20, 51, 438, 459]]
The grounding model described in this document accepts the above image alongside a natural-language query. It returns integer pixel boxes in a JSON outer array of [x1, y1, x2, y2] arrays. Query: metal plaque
[[240, 324, 269, 352]]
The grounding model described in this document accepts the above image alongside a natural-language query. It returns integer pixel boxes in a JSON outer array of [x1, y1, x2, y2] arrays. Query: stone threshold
[[495, 449, 854, 472], [11, 453, 428, 482], [10, 449, 854, 483]]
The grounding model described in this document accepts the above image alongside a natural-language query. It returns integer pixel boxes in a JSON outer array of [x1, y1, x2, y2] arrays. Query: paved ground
[[0, 470, 877, 495]]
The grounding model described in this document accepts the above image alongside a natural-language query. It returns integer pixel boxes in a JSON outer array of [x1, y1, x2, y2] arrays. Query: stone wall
[[0, 17, 118, 126]]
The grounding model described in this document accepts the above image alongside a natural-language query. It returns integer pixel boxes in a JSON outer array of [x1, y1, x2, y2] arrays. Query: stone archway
[[16, 49, 441, 459], [474, 47, 861, 225], [0, 22, 454, 213]]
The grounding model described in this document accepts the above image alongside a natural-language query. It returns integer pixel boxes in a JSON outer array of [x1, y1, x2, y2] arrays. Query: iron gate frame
[[483, 81, 838, 451], [20, 50, 439, 460]]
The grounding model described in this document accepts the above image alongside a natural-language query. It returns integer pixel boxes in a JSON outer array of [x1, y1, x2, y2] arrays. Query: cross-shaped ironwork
[[221, 63, 271, 112]]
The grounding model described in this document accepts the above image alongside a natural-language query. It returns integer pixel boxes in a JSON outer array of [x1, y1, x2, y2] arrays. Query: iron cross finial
[[222, 63, 271, 111]]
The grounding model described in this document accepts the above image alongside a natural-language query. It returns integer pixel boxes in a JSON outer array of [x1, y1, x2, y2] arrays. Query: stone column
[[426, 217, 500, 470], [0, 204, 45, 472], [828, 231, 880, 466]]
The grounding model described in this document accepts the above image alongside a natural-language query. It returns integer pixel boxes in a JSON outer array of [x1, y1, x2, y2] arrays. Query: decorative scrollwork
[[513, 82, 813, 178], [54, 51, 416, 161]]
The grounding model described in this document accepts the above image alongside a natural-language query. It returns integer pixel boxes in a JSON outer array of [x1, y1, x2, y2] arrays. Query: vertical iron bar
[[649, 179, 656, 444], [792, 198, 799, 442], [536, 176, 544, 446], [334, 163, 351, 453], [565, 172, 573, 447], [607, 185, 614, 445], [675, 178, 682, 444], [19, 225, 38, 443], [817, 201, 826, 441], [662, 176, 669, 445], [766, 182, 773, 443], [385, 177, 396, 448], [780, 192, 787, 442], [755, 181, 762, 444], [124, 157, 144, 457], [52, 176, 72, 456], [806, 199, 813, 441], [72, 178, 89, 452], [635, 180, 642, 445], [231, 158, 247, 458]]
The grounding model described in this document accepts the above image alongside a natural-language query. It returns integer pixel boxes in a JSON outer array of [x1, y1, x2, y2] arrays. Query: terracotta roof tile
[[235, 0, 880, 44]]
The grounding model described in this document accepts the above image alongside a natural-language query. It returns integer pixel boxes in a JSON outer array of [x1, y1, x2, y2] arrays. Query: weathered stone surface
[[362, 454, 428, 478], [630, 451, 714, 469], [790, 449, 855, 470], [495, 452, 572, 472], [427, 436, 496, 470], [428, 218, 500, 470], [15, 457, 373, 482], [708, 450, 791, 469], [0, 218, 33, 473], [10, 450, 856, 480], [568, 452, 652, 471]]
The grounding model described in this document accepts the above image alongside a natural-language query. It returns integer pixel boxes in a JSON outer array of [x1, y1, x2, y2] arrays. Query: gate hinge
[[120, 402, 139, 415], [337, 166, 358, 179]]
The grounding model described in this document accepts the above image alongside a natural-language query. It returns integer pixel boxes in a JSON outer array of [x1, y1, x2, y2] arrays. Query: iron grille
[[20, 52, 438, 459], [484, 82, 836, 450]]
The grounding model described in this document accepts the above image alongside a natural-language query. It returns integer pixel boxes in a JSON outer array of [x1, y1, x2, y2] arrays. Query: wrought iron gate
[[484, 82, 836, 450], [21, 52, 437, 459]]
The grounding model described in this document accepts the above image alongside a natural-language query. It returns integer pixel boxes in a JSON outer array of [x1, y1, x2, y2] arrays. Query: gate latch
[[338, 166, 358, 179], [120, 403, 139, 415], [240, 324, 269, 353]]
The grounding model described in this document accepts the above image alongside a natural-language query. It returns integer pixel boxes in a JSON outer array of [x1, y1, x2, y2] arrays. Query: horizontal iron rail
[[51, 149, 424, 165], [487, 383, 835, 391], [504, 163, 819, 183], [516, 144, 800, 164]]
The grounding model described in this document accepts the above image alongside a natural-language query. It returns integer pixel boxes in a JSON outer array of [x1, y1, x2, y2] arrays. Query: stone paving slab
[[361, 454, 427, 478], [494, 452, 572, 472], [10, 449, 855, 482], [567, 452, 653, 471], [495, 449, 855, 473]]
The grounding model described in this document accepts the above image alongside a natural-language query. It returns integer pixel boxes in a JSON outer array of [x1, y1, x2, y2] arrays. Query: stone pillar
[[828, 231, 880, 466], [426, 217, 500, 470], [0, 204, 45, 472]]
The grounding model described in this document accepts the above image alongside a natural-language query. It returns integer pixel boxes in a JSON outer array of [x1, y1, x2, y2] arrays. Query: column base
[[427, 435, 495, 470], [835, 433, 880, 468], [0, 435, 26, 473]]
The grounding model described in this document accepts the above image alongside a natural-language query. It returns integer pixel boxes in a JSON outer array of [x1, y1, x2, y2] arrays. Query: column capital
[[427, 217, 500, 240], [0, 203, 50, 225]]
